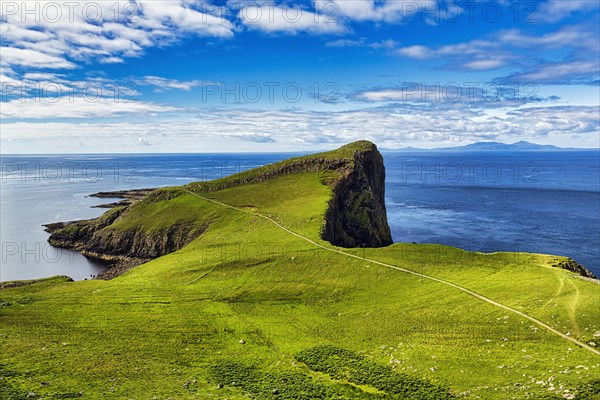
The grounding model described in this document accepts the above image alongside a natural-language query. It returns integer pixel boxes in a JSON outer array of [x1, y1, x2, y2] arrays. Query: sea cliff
[[44, 141, 393, 278]]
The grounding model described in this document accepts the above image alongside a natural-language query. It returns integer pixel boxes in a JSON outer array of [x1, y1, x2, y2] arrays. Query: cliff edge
[[321, 141, 393, 247]]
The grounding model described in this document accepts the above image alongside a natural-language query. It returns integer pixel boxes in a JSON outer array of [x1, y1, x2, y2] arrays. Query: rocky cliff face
[[44, 197, 207, 279], [47, 218, 206, 260], [321, 142, 393, 248], [553, 258, 597, 279]]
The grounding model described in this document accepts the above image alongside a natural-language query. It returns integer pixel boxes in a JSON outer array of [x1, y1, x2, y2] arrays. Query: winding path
[[182, 188, 600, 356]]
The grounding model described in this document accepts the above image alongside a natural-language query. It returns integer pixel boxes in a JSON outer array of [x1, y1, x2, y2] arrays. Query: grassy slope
[[1, 144, 599, 399]]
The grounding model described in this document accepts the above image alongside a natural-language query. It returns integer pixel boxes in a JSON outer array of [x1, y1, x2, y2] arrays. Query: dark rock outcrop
[[47, 220, 206, 260], [89, 188, 154, 208], [44, 190, 207, 279], [321, 142, 393, 248], [554, 258, 597, 279]]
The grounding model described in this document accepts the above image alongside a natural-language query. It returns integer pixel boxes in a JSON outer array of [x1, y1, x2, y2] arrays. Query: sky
[[1, 0, 599, 153]]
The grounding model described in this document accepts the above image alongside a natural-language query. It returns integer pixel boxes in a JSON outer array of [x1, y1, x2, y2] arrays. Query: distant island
[[383, 140, 597, 152]]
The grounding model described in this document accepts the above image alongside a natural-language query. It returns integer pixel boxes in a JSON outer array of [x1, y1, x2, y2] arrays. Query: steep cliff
[[44, 189, 209, 278], [47, 215, 207, 260], [184, 140, 393, 247], [321, 142, 393, 248]]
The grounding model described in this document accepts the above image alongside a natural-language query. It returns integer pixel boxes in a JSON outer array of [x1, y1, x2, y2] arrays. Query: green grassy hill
[[1, 141, 599, 399]]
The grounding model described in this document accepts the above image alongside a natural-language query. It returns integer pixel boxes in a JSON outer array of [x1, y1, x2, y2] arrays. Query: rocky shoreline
[[553, 258, 597, 280], [89, 188, 155, 208], [43, 188, 159, 279]]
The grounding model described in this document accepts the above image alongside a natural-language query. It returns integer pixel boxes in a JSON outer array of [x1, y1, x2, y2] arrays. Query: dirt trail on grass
[[182, 189, 600, 357], [542, 269, 564, 310], [565, 278, 582, 338]]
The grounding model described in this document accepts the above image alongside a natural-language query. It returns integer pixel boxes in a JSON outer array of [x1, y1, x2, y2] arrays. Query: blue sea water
[[1, 151, 598, 281], [384, 152, 600, 276]]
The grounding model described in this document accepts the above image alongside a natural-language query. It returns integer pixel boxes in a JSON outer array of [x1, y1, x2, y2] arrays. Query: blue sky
[[1, 0, 599, 153]]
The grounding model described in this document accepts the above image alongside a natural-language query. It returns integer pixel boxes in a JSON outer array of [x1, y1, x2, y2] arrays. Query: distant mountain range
[[382, 141, 596, 152]]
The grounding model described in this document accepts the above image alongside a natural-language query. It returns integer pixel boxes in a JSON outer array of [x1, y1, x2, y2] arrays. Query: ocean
[[1, 151, 598, 281]]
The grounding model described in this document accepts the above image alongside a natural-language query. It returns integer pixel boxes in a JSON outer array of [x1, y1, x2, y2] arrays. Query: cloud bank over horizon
[[1, 0, 599, 152]]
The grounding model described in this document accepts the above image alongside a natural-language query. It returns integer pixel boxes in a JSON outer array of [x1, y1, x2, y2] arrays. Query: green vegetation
[[108, 187, 212, 234], [183, 140, 375, 194], [209, 362, 382, 399], [576, 378, 600, 399], [295, 345, 455, 399], [1, 142, 598, 399]]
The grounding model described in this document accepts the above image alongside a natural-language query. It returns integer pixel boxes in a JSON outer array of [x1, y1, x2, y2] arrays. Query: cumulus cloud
[[0, 1, 234, 71], [229, 132, 276, 143], [394, 45, 432, 59], [497, 24, 599, 52], [1, 71, 218, 107], [504, 106, 600, 136], [0, 46, 76, 69], [393, 23, 600, 79], [135, 76, 212, 91], [394, 39, 512, 71], [353, 84, 561, 108], [497, 60, 600, 85], [325, 38, 397, 49]]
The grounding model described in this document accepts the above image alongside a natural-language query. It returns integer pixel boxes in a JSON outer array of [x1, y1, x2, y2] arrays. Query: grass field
[[1, 143, 599, 399]]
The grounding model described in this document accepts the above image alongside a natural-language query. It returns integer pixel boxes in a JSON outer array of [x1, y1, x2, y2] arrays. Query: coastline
[[42, 188, 157, 280]]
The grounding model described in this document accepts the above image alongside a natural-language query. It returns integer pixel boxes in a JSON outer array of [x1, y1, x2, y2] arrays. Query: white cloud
[[394, 39, 509, 70], [100, 56, 125, 64], [505, 106, 600, 136], [315, 0, 436, 23], [394, 23, 599, 74], [135, 76, 210, 91], [0, 97, 179, 119], [1, 71, 218, 106], [498, 25, 599, 51], [462, 59, 505, 71], [501, 60, 600, 84], [138, 1, 234, 38], [394, 45, 432, 59], [138, 137, 152, 146], [325, 38, 397, 49], [354, 84, 560, 108], [0, 46, 76, 69], [0, 1, 235, 71], [538, 0, 600, 23], [238, 4, 346, 34]]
